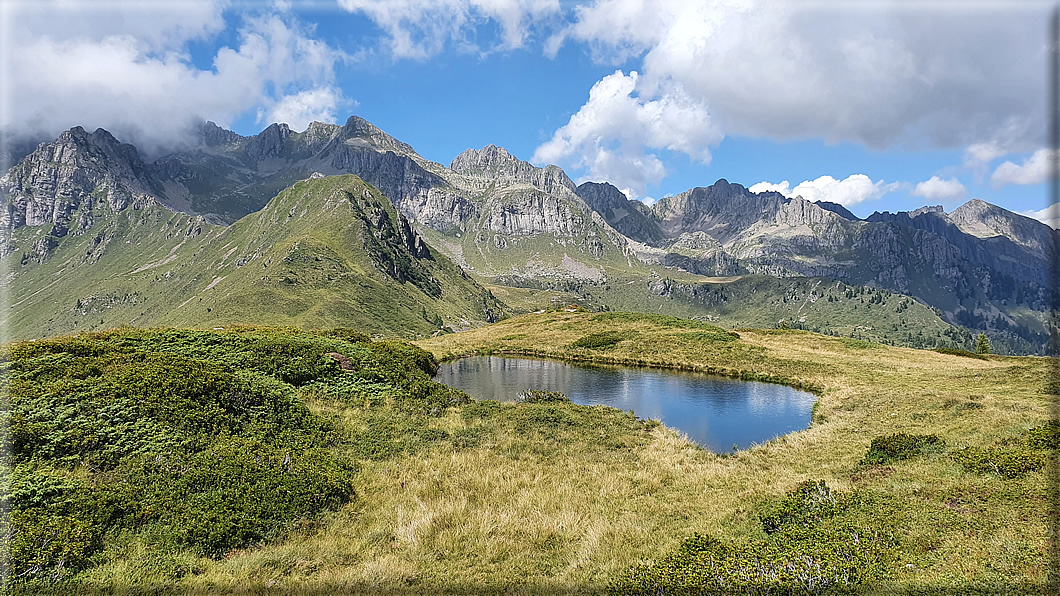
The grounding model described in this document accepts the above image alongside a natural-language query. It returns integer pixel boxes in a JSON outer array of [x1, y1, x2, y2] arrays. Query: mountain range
[[2, 116, 1054, 353]]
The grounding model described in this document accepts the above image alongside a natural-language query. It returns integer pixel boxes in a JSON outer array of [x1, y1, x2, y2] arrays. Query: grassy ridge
[[2, 313, 1054, 593], [1, 175, 506, 341]]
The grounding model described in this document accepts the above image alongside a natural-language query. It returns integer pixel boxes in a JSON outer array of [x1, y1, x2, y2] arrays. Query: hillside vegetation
[[2, 313, 1055, 593], [1, 175, 505, 341]]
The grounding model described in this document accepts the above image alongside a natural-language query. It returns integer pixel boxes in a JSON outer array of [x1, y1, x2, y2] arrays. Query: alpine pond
[[435, 355, 817, 452]]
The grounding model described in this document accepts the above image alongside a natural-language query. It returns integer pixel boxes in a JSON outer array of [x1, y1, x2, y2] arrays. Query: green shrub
[[933, 347, 986, 360], [610, 482, 894, 595], [2, 326, 453, 586], [310, 327, 372, 344], [950, 446, 1045, 478], [861, 433, 945, 466], [759, 480, 844, 535], [118, 437, 355, 557], [7, 508, 104, 585], [1027, 420, 1060, 450], [460, 399, 506, 420], [519, 389, 571, 403], [570, 331, 630, 350]]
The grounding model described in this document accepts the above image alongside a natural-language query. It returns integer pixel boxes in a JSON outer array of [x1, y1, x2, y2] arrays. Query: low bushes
[[933, 347, 987, 360], [1, 326, 460, 588], [570, 331, 631, 350], [610, 480, 895, 594], [759, 479, 846, 535], [1026, 420, 1060, 450], [519, 389, 571, 403], [950, 447, 1045, 479], [861, 433, 945, 466]]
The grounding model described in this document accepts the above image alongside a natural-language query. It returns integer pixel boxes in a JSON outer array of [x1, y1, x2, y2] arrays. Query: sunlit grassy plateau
[[2, 311, 1056, 593]]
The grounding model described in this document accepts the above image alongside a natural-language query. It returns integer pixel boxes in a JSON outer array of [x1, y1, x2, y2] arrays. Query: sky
[[1, 0, 1056, 224]]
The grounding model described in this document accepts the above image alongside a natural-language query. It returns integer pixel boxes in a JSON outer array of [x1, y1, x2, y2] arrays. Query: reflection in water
[[434, 356, 816, 453]]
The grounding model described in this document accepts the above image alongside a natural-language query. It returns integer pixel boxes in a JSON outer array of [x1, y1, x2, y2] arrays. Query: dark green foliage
[[611, 481, 894, 594], [1, 326, 456, 588], [975, 333, 992, 355], [933, 346, 987, 360], [519, 389, 571, 403], [460, 398, 505, 420], [759, 480, 845, 535], [861, 433, 945, 466], [118, 437, 354, 557], [570, 331, 631, 350], [1027, 420, 1060, 450], [591, 312, 723, 331], [309, 327, 372, 344], [510, 404, 579, 434], [344, 188, 442, 298], [950, 446, 1045, 478]]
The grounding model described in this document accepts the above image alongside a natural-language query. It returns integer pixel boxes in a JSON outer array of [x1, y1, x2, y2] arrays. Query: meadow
[[2, 311, 1055, 594]]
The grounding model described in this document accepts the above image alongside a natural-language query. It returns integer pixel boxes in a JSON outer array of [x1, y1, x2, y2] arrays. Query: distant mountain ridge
[[2, 116, 1054, 353]]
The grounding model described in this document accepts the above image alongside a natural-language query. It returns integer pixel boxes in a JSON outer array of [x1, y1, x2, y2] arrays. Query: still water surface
[[434, 356, 817, 453]]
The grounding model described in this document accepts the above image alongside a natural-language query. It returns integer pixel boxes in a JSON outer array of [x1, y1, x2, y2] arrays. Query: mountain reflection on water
[[434, 356, 816, 452]]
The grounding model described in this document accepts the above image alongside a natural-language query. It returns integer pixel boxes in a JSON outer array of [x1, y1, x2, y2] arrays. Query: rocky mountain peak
[[339, 115, 416, 154], [450, 145, 575, 194], [909, 205, 945, 218], [450, 144, 517, 173], [949, 197, 1054, 253], [814, 201, 859, 221], [243, 122, 292, 161], [1, 125, 166, 237], [198, 121, 243, 147], [576, 181, 665, 244], [303, 121, 339, 145]]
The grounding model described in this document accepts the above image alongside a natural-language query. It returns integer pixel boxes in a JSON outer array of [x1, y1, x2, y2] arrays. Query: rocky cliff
[[575, 181, 666, 245], [0, 127, 177, 241]]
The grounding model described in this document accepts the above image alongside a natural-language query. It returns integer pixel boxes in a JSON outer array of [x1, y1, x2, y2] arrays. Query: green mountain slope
[[2, 175, 506, 340], [490, 271, 971, 350]]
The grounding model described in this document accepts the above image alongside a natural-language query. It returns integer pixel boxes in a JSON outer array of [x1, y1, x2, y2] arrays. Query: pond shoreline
[[435, 354, 819, 452], [437, 346, 825, 395]]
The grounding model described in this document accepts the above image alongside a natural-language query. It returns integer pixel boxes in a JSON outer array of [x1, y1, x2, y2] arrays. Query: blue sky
[[2, 0, 1055, 223]]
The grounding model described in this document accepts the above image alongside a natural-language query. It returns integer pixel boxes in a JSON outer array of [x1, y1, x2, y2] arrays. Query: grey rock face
[[1, 127, 166, 237], [575, 181, 666, 244], [814, 201, 859, 220], [482, 189, 585, 237], [450, 145, 576, 194], [243, 123, 292, 162], [199, 121, 244, 147], [413, 188, 478, 231], [949, 198, 1056, 255]]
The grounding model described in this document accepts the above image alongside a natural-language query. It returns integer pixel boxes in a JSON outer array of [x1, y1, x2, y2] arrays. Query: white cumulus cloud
[[990, 149, 1056, 188], [2, 4, 350, 152], [750, 174, 898, 207], [561, 0, 1047, 149], [338, 0, 561, 58], [748, 180, 792, 196], [529, 0, 1049, 197], [263, 87, 348, 132], [532, 70, 720, 199], [1020, 203, 1060, 229], [911, 176, 966, 201]]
